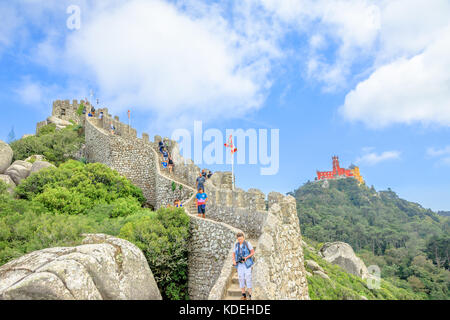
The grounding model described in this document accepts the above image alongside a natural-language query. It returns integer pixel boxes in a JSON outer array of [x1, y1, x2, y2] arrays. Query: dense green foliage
[[119, 208, 190, 300], [15, 160, 145, 216], [0, 158, 191, 300], [291, 179, 450, 299], [9, 124, 84, 165], [303, 239, 423, 300]]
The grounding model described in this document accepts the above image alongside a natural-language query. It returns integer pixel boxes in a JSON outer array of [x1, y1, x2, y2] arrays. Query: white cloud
[[260, 0, 381, 90], [427, 146, 450, 158], [44, 0, 280, 130], [340, 25, 450, 128], [6, 0, 450, 131], [356, 150, 401, 166], [260, 0, 450, 127], [337, 0, 450, 128], [426, 146, 450, 166], [0, 3, 22, 53]]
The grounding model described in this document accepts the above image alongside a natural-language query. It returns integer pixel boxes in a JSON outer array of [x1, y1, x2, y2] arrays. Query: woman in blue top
[[196, 188, 208, 218]]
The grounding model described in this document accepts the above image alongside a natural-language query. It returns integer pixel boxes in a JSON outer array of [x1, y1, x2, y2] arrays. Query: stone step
[[223, 296, 240, 300], [227, 284, 243, 297]]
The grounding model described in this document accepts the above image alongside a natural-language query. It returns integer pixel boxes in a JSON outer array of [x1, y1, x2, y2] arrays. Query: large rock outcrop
[[4, 160, 32, 185], [0, 234, 162, 300], [319, 242, 369, 279], [47, 116, 73, 130], [0, 140, 13, 174], [0, 174, 16, 194], [30, 161, 55, 174]]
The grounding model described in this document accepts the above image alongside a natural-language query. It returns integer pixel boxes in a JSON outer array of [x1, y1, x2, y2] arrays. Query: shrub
[[77, 103, 85, 116], [37, 123, 56, 136], [16, 160, 146, 215], [119, 207, 190, 300], [0, 191, 92, 265], [10, 124, 84, 165]]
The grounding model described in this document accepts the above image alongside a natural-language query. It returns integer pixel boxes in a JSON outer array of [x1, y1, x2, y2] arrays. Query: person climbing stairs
[[224, 240, 257, 300]]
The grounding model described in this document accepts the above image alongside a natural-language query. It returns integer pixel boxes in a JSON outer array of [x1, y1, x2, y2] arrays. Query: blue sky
[[1, 0, 450, 211]]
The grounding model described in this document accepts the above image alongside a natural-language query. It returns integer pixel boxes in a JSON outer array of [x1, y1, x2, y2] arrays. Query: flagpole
[[231, 150, 234, 191]]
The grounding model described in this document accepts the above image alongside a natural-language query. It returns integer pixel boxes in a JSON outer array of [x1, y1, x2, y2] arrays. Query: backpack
[[235, 241, 255, 268]]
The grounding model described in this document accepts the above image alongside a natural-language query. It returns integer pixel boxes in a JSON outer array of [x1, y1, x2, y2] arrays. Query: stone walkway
[[223, 240, 257, 301], [151, 143, 256, 300]]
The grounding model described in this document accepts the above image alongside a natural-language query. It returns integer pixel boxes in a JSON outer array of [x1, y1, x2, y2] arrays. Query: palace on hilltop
[[316, 156, 364, 184]]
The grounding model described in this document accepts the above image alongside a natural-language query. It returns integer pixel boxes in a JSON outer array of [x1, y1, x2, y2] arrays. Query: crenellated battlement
[[52, 99, 89, 123]]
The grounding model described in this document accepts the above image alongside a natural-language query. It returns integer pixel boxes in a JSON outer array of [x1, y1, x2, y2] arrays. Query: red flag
[[224, 135, 237, 154], [128, 110, 130, 119]]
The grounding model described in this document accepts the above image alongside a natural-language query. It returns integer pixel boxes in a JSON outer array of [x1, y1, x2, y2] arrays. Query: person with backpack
[[161, 149, 169, 167], [232, 232, 255, 300], [196, 172, 206, 192]]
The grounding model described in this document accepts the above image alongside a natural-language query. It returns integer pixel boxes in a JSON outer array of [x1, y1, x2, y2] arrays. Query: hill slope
[[291, 178, 449, 299], [302, 239, 422, 300]]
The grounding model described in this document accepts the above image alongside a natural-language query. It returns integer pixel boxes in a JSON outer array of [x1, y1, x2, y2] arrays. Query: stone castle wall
[[252, 193, 309, 300], [204, 187, 267, 239], [85, 117, 192, 208], [52, 99, 88, 124], [188, 216, 241, 300]]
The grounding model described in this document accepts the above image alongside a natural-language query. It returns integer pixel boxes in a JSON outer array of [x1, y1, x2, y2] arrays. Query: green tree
[[10, 124, 84, 166], [7, 126, 15, 143], [119, 207, 190, 300]]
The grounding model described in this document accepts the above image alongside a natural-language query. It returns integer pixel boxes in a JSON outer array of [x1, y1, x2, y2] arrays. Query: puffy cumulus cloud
[[340, 25, 450, 128], [337, 0, 450, 128], [261, 0, 450, 128], [259, 0, 381, 90], [356, 150, 401, 166], [7, 0, 450, 130], [55, 0, 280, 129]]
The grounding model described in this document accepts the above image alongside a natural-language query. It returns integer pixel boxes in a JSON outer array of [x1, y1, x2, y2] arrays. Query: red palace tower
[[316, 156, 364, 184]]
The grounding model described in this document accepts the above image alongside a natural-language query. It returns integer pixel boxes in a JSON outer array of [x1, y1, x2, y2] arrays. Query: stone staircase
[[223, 240, 257, 300], [150, 142, 259, 300]]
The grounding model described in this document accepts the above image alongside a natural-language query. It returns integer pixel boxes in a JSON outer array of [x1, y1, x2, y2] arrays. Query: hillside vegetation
[[10, 123, 84, 165], [291, 178, 449, 299], [0, 156, 190, 300], [302, 238, 423, 300]]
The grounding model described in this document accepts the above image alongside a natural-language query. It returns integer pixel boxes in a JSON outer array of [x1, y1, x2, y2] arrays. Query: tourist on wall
[[168, 155, 174, 174], [232, 233, 255, 300], [196, 188, 207, 219], [162, 148, 169, 162], [196, 172, 206, 191], [174, 199, 183, 208]]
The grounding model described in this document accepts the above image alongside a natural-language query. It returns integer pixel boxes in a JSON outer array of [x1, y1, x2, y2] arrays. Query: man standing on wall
[[196, 171, 206, 192], [233, 232, 255, 300]]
